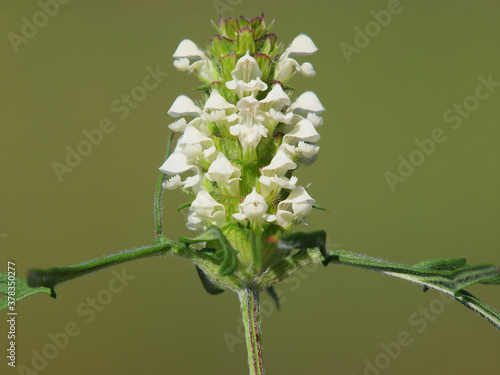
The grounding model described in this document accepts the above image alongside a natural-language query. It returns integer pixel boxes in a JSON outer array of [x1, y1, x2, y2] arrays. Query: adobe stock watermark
[[355, 292, 454, 375], [213, 0, 243, 16], [51, 64, 169, 182], [7, 0, 71, 54], [16, 267, 135, 375], [340, 0, 409, 63], [222, 244, 341, 354], [384, 74, 500, 192]]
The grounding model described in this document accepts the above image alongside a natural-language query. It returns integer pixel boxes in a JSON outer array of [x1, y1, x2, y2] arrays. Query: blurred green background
[[1, 1, 499, 374]]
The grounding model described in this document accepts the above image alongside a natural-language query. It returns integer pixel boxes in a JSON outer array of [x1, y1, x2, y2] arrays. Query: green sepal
[[209, 35, 236, 58], [256, 34, 277, 56], [237, 28, 255, 55], [254, 53, 272, 82], [250, 14, 267, 39], [0, 273, 54, 311], [219, 54, 238, 81], [219, 17, 239, 40], [195, 266, 225, 295]]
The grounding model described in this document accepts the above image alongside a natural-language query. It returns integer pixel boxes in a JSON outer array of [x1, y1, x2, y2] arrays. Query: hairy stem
[[238, 287, 265, 375]]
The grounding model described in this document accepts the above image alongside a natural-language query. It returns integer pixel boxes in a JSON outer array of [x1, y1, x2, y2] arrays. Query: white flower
[[282, 118, 320, 146], [186, 210, 204, 231], [168, 95, 203, 118], [177, 126, 214, 151], [259, 175, 298, 200], [275, 34, 318, 82], [276, 187, 315, 228], [202, 90, 237, 122], [159, 125, 214, 192], [226, 52, 268, 98], [230, 96, 268, 152], [233, 188, 276, 229], [295, 141, 320, 165], [205, 153, 241, 195], [172, 39, 213, 82], [260, 84, 291, 111], [189, 190, 226, 229], [289, 91, 325, 114], [261, 149, 297, 177]]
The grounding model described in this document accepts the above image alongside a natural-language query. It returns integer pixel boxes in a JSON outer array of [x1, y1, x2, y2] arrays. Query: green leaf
[[179, 225, 239, 276], [453, 290, 500, 330], [277, 230, 327, 260], [195, 266, 225, 295], [27, 241, 175, 292], [0, 273, 53, 311], [324, 249, 500, 330]]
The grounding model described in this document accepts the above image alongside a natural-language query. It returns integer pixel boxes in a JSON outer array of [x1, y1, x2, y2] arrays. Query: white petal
[[232, 51, 262, 82], [191, 190, 223, 217], [184, 173, 201, 189], [178, 126, 214, 149], [260, 84, 291, 107], [173, 39, 205, 59], [204, 90, 236, 111], [307, 113, 324, 127], [278, 186, 315, 217], [206, 153, 240, 182], [289, 91, 325, 114], [232, 213, 247, 221], [162, 175, 184, 190], [168, 118, 187, 132], [269, 108, 293, 124], [159, 152, 194, 174], [297, 141, 320, 157], [261, 149, 297, 176], [203, 146, 218, 163], [287, 34, 318, 56], [202, 110, 227, 122], [186, 210, 204, 231], [173, 58, 190, 71], [298, 62, 316, 77], [283, 119, 321, 145], [168, 95, 202, 118]]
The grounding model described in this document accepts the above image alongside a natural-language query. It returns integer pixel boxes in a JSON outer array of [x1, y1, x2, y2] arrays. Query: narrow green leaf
[[0, 274, 53, 311], [27, 241, 175, 292], [453, 290, 500, 330]]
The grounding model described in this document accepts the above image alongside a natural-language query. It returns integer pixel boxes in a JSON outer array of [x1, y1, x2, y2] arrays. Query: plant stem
[[238, 286, 265, 375]]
